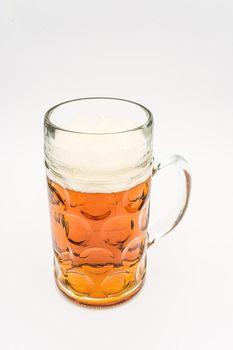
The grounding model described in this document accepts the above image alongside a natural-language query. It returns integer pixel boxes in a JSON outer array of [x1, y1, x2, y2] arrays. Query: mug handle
[[148, 154, 191, 246]]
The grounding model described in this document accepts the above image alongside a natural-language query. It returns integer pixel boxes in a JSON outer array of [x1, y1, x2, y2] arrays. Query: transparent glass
[[44, 97, 191, 306]]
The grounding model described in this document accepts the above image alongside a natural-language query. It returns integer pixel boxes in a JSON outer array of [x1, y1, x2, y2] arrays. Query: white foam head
[[44, 98, 153, 193]]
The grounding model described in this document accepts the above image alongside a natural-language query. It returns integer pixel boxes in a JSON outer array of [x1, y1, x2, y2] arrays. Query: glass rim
[[44, 97, 153, 135]]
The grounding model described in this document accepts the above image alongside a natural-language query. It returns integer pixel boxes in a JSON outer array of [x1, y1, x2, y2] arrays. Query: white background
[[1, 1, 233, 349]]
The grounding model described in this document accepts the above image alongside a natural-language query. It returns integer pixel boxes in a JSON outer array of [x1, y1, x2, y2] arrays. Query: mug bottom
[[54, 273, 145, 307]]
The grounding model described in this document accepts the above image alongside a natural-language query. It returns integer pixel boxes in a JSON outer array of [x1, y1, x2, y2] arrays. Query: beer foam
[[45, 100, 153, 193]]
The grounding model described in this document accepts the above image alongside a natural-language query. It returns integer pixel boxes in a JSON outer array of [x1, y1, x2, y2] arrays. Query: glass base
[[54, 272, 145, 306]]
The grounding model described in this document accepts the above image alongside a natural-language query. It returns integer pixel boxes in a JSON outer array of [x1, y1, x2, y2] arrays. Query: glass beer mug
[[44, 97, 191, 306]]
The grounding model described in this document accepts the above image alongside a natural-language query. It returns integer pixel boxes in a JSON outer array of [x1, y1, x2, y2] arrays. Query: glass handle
[[148, 154, 191, 246]]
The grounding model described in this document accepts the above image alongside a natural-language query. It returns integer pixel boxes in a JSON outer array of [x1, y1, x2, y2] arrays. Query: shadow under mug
[[44, 97, 191, 306]]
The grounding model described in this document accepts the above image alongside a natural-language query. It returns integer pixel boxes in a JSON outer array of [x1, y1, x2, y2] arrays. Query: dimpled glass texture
[[44, 98, 153, 305]]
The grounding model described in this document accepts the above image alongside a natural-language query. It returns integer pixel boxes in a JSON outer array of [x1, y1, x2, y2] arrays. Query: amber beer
[[48, 177, 151, 305]]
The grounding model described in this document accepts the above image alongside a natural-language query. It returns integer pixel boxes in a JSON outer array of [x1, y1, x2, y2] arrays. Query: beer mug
[[44, 97, 191, 306]]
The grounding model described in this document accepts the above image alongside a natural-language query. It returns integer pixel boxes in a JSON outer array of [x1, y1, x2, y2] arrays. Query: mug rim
[[44, 97, 153, 135]]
